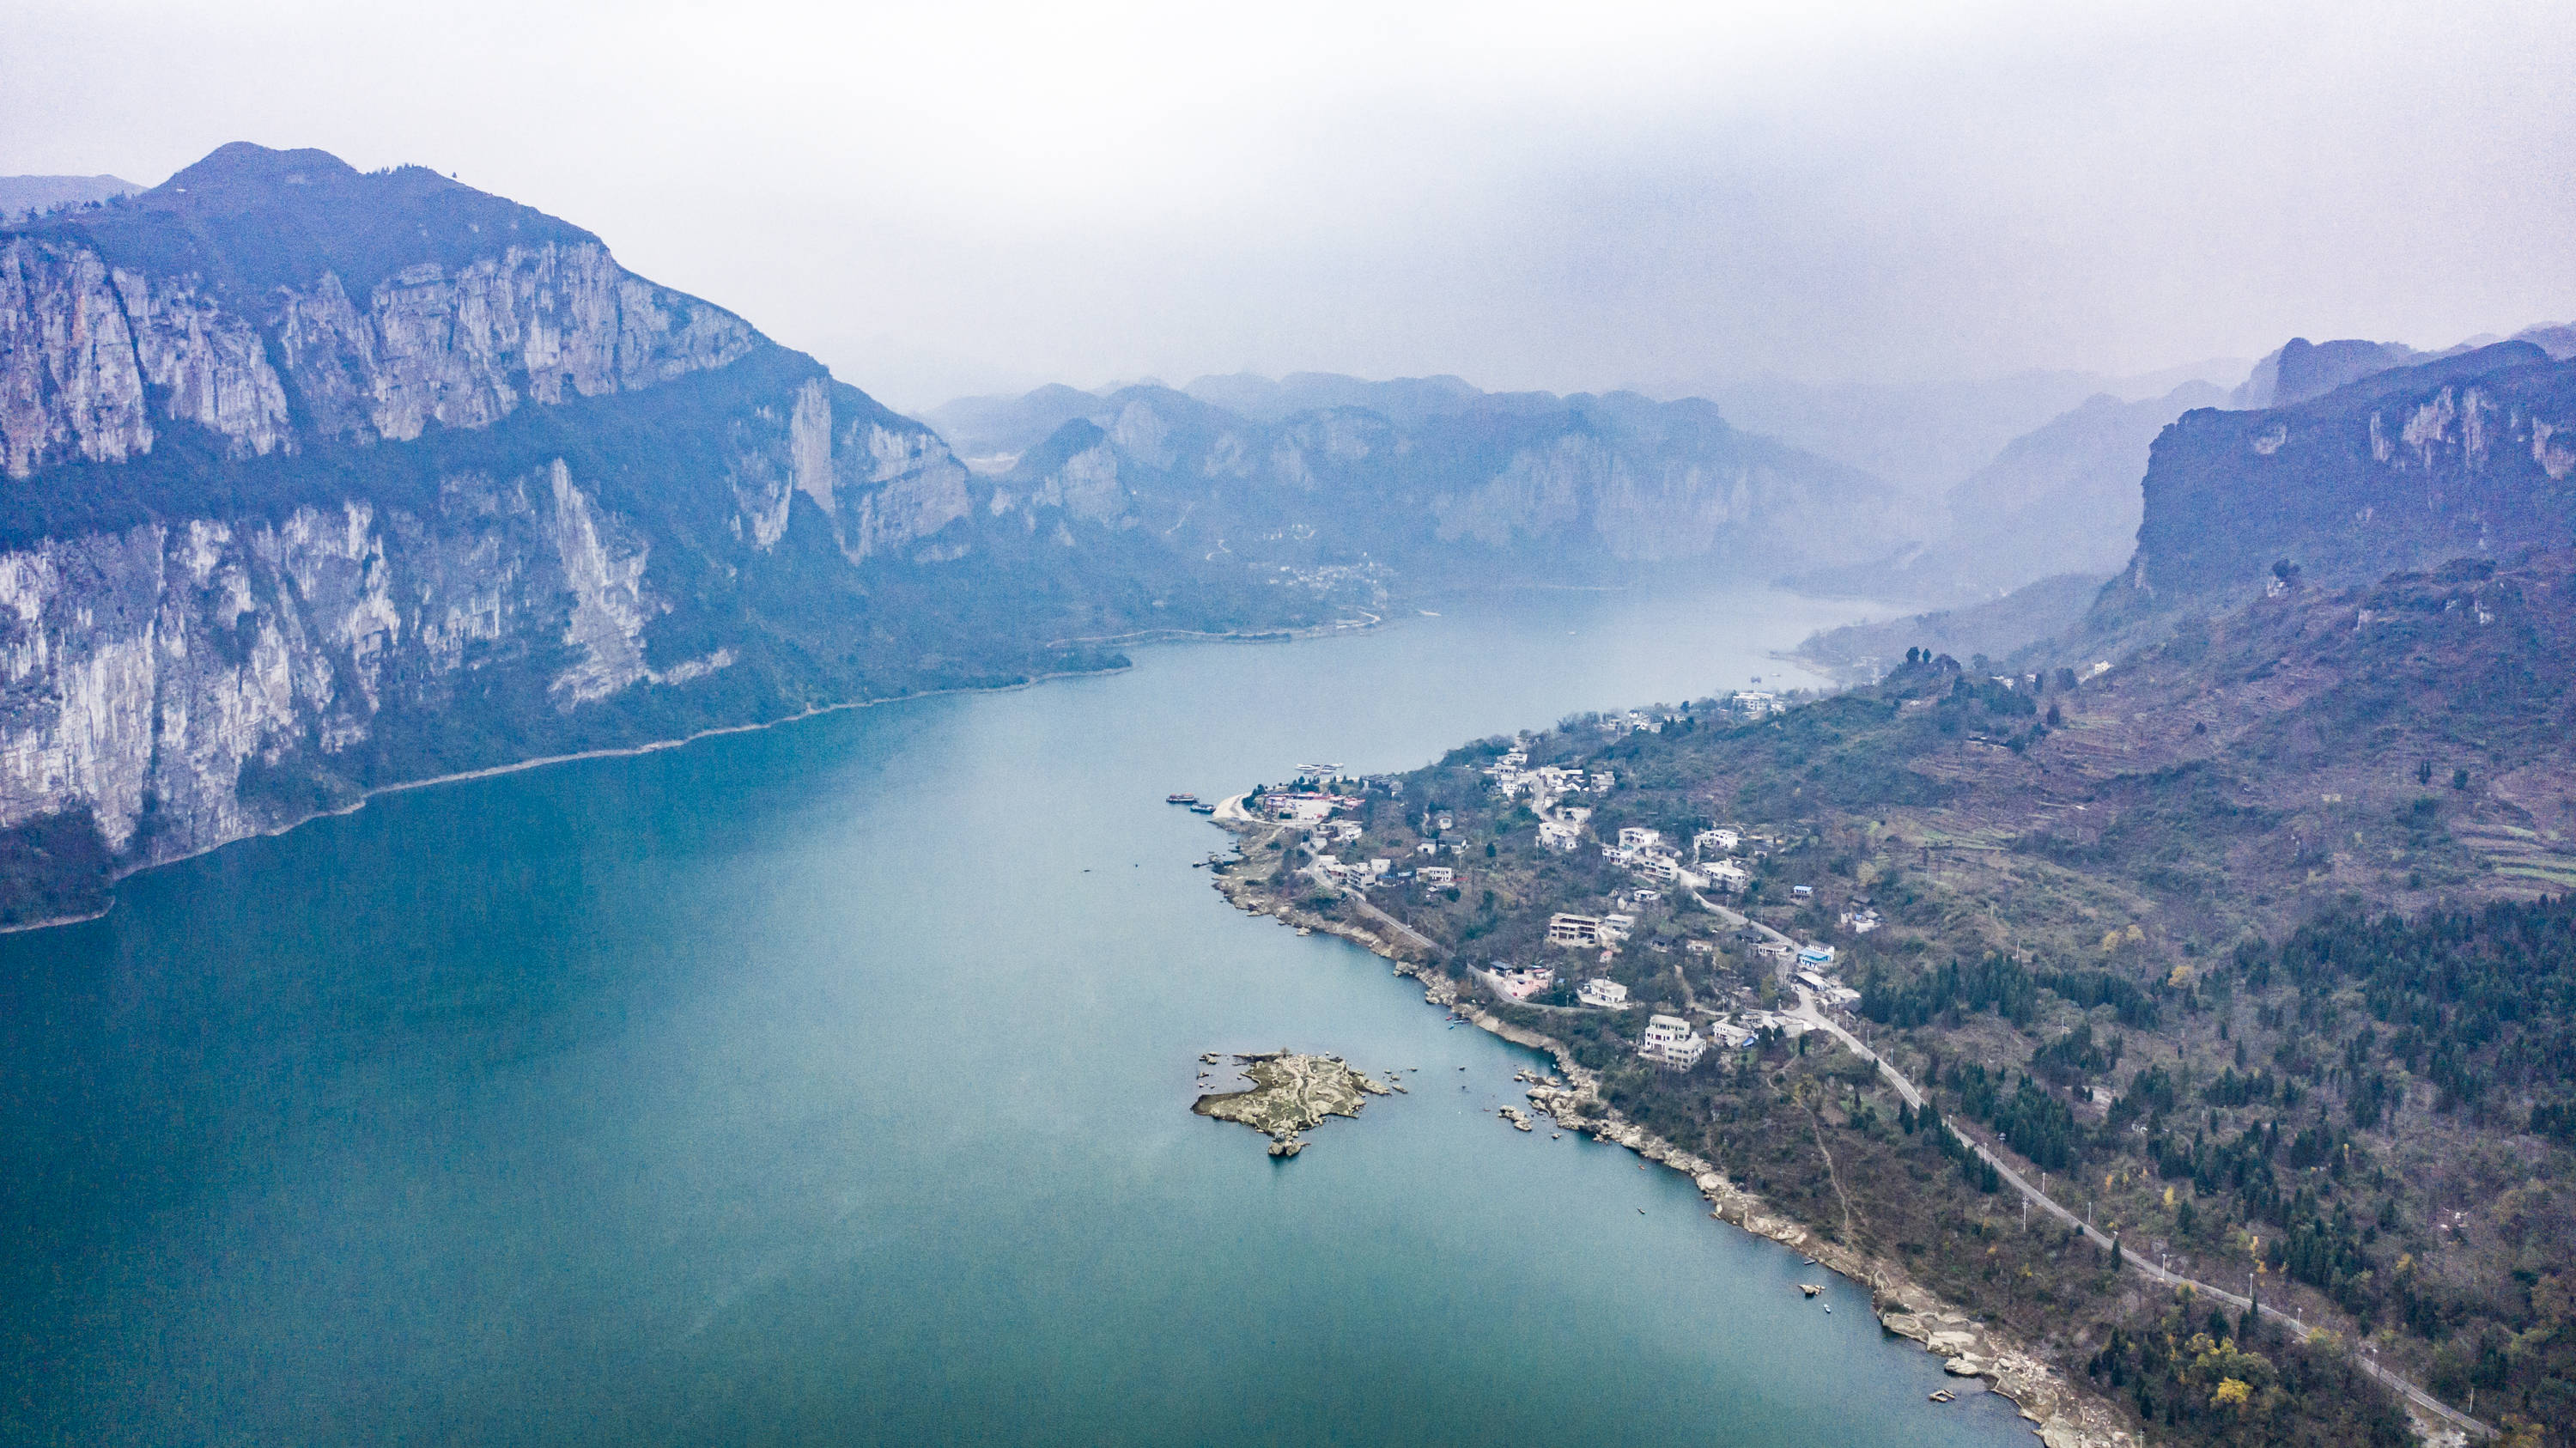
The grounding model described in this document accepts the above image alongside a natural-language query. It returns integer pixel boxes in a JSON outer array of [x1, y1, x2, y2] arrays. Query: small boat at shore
[[1165, 793, 1199, 805], [1189, 803, 1216, 814]]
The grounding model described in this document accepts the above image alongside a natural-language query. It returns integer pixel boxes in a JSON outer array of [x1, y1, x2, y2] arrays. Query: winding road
[[1224, 795, 2492, 1439], [1771, 967, 2494, 1439]]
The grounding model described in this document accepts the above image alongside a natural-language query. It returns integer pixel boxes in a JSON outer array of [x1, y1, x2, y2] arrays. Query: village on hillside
[[1219, 692, 1869, 1076]]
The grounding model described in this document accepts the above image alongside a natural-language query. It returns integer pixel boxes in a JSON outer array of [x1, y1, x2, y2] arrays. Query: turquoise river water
[[1, 584, 2035, 1447]]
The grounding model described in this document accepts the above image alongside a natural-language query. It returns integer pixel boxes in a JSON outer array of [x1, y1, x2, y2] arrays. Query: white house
[[1704, 1018, 1757, 1049], [1578, 977, 1630, 1008], [1696, 828, 1741, 855], [1618, 826, 1662, 851], [1421, 866, 1455, 885], [1589, 770, 1616, 792], [1639, 1015, 1706, 1070], [1492, 965, 1554, 1001], [1601, 913, 1636, 942], [1796, 944, 1837, 969], [1537, 821, 1582, 853], [1703, 860, 1750, 890], [1636, 855, 1680, 883]]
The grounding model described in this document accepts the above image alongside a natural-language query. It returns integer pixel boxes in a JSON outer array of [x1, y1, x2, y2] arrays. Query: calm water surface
[[1, 584, 2032, 1447]]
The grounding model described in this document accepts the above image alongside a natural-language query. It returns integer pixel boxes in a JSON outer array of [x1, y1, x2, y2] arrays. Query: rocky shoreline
[[1209, 823, 2136, 1448]]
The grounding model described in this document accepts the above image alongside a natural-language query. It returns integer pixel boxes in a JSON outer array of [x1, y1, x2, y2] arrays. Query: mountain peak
[[8, 142, 595, 300], [161, 142, 363, 196]]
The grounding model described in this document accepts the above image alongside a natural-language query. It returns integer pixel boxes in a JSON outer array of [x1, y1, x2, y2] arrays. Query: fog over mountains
[[0, 173, 140, 221], [925, 374, 1908, 583], [932, 311, 2576, 619], [1, 140, 2570, 925]]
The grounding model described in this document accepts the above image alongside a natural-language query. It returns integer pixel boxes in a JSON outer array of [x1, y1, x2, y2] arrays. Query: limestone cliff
[[2096, 340, 2576, 628], [0, 145, 757, 478], [0, 144, 1314, 924]]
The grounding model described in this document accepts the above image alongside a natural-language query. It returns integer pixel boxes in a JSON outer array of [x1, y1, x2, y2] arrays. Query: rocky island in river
[[1192, 1052, 1392, 1157]]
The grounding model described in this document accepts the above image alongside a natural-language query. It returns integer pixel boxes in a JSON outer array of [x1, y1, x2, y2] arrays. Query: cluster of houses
[[1315, 849, 1466, 894], [1590, 821, 1776, 895], [1483, 744, 1616, 803], [1597, 709, 1668, 737], [1633, 1004, 1834, 1070], [1318, 857, 1391, 886]]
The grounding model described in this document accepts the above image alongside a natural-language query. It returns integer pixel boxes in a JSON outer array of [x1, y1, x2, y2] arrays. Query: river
[[0, 583, 2033, 1447]]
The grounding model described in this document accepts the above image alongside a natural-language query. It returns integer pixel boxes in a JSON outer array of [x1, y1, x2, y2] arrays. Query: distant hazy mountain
[[2230, 337, 2443, 409], [2219, 325, 2576, 409], [1938, 327, 2576, 605], [2511, 321, 2576, 361], [921, 383, 1108, 465], [1682, 360, 2247, 495], [1777, 377, 2233, 605], [1942, 380, 2229, 576], [1180, 371, 1492, 428], [0, 173, 142, 221], [927, 374, 1908, 581]]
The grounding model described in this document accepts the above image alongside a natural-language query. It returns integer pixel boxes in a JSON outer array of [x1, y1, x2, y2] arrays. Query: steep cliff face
[[2104, 342, 2576, 619], [0, 472, 665, 860], [0, 352, 993, 893], [0, 144, 1308, 924]]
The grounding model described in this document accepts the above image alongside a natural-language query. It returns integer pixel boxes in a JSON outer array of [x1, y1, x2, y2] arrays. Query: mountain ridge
[[0, 144, 1333, 924], [2095, 339, 2576, 632], [928, 374, 1911, 580]]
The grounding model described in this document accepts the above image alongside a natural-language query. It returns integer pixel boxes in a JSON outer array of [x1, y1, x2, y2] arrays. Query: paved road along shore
[[1224, 802, 2492, 1441]]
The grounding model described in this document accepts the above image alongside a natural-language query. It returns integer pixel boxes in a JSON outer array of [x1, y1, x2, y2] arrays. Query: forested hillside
[[1218, 547, 2576, 1445]]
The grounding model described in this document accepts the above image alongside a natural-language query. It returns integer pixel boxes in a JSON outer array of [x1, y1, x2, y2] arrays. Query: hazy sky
[[8, 0, 2572, 409]]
